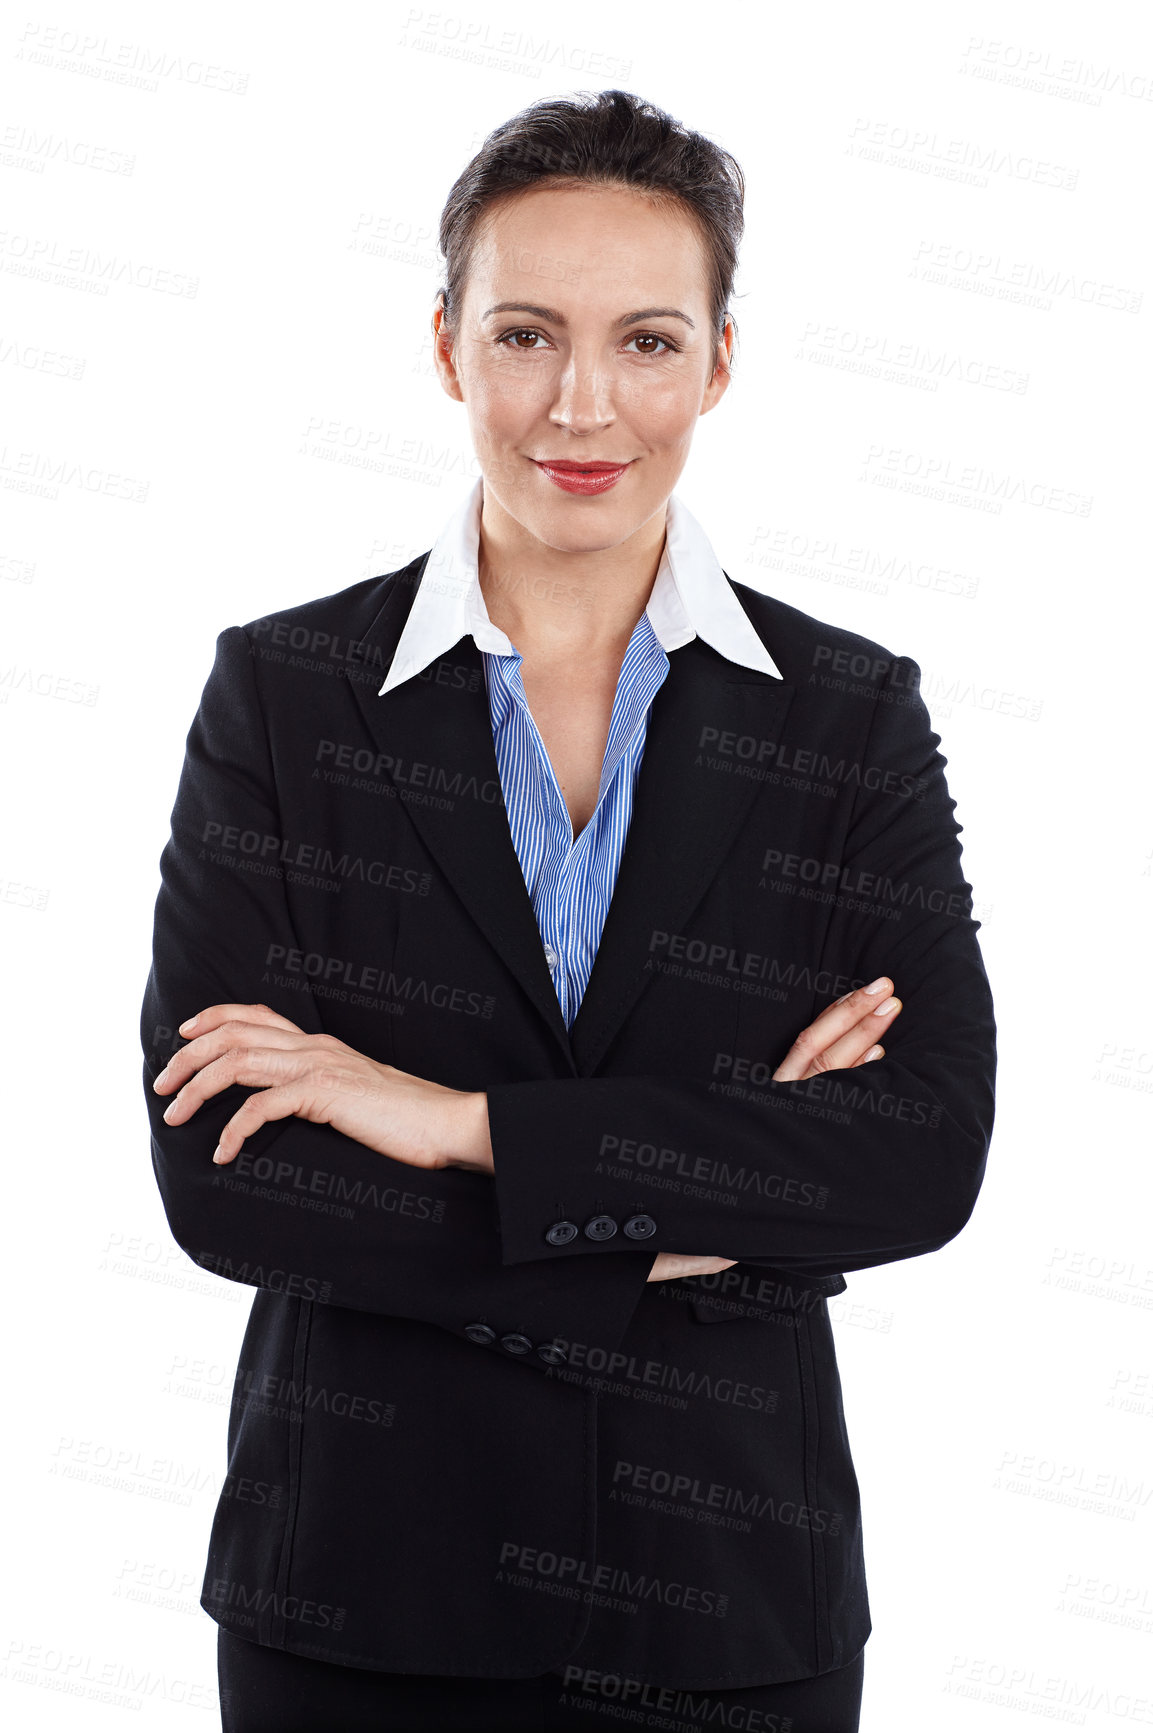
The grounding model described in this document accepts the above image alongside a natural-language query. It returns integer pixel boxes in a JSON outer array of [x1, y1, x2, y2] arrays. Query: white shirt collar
[[377, 475, 782, 696]]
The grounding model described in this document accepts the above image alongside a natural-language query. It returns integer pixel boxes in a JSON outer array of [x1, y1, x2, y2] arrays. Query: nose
[[548, 351, 616, 435]]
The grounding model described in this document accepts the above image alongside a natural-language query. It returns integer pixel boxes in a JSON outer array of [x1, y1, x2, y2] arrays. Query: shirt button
[[623, 1214, 657, 1240], [543, 943, 559, 970], [545, 1220, 579, 1247], [464, 1323, 496, 1346], [583, 1214, 618, 1242], [500, 1332, 534, 1355]]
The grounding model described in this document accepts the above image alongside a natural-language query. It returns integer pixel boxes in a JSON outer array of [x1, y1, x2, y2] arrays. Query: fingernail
[[163, 1101, 178, 1121], [872, 997, 899, 1016], [864, 1045, 883, 1062], [153, 1066, 169, 1090], [864, 978, 889, 994], [212, 1146, 227, 1164], [179, 1015, 199, 1034]]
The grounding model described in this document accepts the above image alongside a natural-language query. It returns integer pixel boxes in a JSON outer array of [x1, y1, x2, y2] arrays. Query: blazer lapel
[[568, 641, 794, 1073], [348, 556, 795, 1077], [349, 557, 578, 1066]]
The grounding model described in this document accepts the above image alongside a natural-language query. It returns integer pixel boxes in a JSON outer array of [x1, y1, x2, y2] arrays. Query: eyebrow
[[481, 301, 696, 330]]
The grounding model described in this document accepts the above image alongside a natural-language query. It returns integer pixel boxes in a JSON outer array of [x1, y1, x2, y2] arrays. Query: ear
[[700, 316, 734, 415], [431, 293, 466, 404]]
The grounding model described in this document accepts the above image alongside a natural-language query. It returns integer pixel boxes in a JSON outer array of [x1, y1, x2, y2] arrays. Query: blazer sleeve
[[485, 655, 997, 1278], [140, 625, 653, 1373]]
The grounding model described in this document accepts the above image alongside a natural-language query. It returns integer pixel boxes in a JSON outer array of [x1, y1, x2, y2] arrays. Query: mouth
[[531, 458, 633, 495]]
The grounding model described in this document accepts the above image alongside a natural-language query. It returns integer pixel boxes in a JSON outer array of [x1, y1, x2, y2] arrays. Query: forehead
[[466, 183, 709, 304]]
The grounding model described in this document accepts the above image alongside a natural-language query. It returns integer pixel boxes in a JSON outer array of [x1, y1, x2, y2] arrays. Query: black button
[[545, 1219, 579, 1247], [465, 1323, 496, 1346], [537, 1343, 567, 1366], [583, 1214, 618, 1242], [500, 1332, 533, 1355], [623, 1214, 657, 1240]]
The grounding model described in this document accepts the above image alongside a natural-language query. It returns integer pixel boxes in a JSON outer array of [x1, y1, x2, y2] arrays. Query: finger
[[212, 1082, 312, 1165], [212, 1077, 436, 1170], [160, 1044, 318, 1126], [154, 1021, 326, 1095], [175, 1002, 306, 1041], [771, 978, 896, 1083], [791, 999, 902, 1081]]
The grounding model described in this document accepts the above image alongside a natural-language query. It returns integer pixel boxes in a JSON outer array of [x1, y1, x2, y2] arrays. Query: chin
[[530, 494, 645, 546]]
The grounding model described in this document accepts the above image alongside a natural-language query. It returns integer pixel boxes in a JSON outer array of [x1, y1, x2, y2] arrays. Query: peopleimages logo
[[205, 1579, 346, 1631], [200, 820, 429, 893], [232, 1367, 395, 1429], [496, 1543, 729, 1618], [560, 1666, 793, 1729], [543, 1340, 778, 1414], [757, 849, 973, 919], [611, 1459, 844, 1535], [597, 1133, 830, 1207]]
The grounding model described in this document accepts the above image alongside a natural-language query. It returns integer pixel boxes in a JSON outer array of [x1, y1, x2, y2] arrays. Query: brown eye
[[625, 332, 678, 356]]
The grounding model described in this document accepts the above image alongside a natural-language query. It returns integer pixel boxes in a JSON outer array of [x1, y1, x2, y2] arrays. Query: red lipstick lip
[[531, 459, 631, 473]]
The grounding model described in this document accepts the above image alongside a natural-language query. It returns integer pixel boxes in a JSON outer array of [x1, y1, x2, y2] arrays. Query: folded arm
[[141, 625, 653, 1373], [484, 656, 997, 1280]]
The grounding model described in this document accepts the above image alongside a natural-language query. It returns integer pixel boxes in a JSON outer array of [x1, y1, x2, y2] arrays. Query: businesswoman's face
[[432, 181, 733, 552]]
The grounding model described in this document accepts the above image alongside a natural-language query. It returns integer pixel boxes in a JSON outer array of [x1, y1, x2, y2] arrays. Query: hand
[[771, 975, 901, 1082], [152, 1002, 494, 1172], [647, 1253, 738, 1284], [645, 976, 903, 1283]]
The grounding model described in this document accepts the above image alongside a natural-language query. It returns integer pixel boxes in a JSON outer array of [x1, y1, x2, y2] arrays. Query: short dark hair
[[436, 88, 745, 352]]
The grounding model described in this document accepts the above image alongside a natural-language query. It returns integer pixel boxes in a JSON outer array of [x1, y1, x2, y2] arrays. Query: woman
[[142, 89, 996, 1732]]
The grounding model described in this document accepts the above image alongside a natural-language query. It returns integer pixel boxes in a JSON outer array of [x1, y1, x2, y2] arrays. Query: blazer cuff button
[[583, 1215, 618, 1242], [623, 1214, 657, 1240], [536, 1343, 567, 1365], [464, 1323, 496, 1346], [545, 1220, 579, 1246], [500, 1332, 533, 1355]]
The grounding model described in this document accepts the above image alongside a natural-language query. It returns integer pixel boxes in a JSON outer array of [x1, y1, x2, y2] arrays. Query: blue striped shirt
[[482, 610, 670, 1028]]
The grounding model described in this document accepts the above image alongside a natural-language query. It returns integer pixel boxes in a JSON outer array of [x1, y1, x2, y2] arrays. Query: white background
[[2, 0, 1151, 1724]]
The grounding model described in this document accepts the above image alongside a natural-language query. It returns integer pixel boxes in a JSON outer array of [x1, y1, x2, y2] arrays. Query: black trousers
[[217, 1625, 864, 1732]]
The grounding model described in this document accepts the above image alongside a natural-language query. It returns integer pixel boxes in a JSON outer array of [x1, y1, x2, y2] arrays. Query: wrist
[[442, 1090, 493, 1175]]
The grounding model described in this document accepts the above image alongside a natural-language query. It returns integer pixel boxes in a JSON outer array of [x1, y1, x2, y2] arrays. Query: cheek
[[613, 371, 702, 436], [467, 364, 549, 428]]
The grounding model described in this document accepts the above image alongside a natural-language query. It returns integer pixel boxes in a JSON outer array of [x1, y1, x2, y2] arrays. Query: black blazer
[[140, 549, 996, 1689]]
